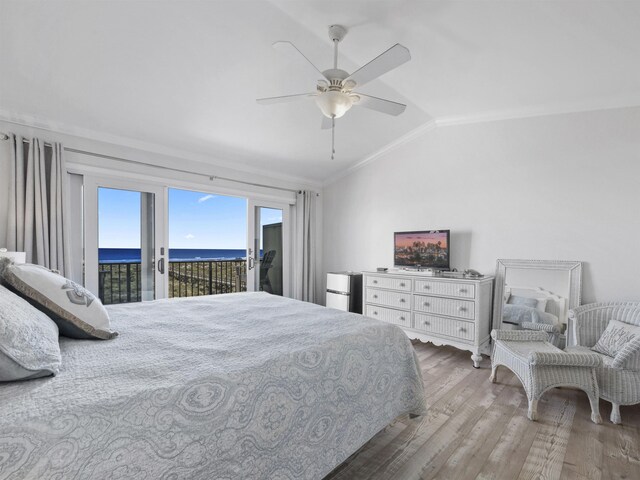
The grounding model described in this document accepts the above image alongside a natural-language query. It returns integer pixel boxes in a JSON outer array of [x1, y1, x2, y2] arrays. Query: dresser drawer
[[366, 288, 411, 310], [414, 280, 475, 299], [366, 275, 411, 291], [366, 305, 411, 328], [414, 313, 475, 342], [414, 295, 475, 320]]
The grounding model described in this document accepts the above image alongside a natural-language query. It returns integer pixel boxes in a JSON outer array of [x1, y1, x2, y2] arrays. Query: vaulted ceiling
[[1, 0, 639, 183]]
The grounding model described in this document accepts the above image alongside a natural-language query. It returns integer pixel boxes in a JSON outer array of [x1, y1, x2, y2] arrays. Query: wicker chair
[[566, 302, 640, 424]]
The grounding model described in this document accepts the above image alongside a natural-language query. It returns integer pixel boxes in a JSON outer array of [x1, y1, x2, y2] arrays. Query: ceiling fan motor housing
[[321, 69, 350, 90]]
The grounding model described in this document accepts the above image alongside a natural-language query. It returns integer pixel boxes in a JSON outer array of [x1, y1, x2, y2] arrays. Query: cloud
[[198, 194, 216, 203], [185, 233, 195, 239]]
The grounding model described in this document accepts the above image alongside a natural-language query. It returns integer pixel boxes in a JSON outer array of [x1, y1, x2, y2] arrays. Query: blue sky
[[98, 187, 281, 249], [98, 188, 142, 248], [168, 189, 247, 249]]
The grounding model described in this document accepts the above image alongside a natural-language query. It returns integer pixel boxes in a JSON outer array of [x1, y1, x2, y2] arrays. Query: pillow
[[1, 260, 117, 340], [592, 319, 640, 358], [534, 298, 548, 313], [507, 295, 538, 309], [502, 304, 558, 326], [0, 284, 61, 381]]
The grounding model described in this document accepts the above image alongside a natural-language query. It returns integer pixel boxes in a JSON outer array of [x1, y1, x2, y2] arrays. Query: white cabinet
[[363, 271, 494, 368]]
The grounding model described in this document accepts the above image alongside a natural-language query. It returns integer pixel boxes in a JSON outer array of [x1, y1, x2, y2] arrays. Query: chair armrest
[[491, 329, 548, 342], [521, 322, 559, 334], [528, 351, 602, 367], [569, 302, 640, 347], [612, 337, 640, 370]]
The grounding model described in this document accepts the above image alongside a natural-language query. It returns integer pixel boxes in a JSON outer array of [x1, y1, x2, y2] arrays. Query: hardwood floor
[[326, 341, 640, 480]]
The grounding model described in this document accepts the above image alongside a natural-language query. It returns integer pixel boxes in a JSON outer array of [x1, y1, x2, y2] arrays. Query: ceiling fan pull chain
[[331, 116, 336, 160]]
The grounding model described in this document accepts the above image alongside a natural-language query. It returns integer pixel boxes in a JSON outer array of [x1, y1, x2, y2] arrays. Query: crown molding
[[0, 109, 323, 189], [322, 118, 437, 186]]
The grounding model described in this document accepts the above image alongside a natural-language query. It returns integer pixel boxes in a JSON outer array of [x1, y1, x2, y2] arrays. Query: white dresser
[[363, 271, 494, 367]]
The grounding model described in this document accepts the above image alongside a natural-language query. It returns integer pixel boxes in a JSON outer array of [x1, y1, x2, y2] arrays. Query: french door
[[246, 200, 291, 297], [84, 177, 166, 304], [84, 176, 292, 303]]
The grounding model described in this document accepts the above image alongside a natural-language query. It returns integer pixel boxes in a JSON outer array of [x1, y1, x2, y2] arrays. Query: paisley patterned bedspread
[[0, 292, 426, 480]]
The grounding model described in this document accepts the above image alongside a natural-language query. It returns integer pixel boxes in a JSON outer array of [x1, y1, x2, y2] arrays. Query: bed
[[502, 286, 566, 326], [0, 292, 426, 480]]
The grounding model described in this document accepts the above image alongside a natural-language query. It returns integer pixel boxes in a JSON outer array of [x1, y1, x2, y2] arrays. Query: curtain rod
[[0, 132, 305, 194]]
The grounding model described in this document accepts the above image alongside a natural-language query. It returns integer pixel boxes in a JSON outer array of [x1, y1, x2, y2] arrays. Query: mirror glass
[[493, 260, 582, 334]]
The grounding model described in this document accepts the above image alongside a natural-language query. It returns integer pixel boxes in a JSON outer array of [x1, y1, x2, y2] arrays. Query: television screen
[[394, 230, 450, 269]]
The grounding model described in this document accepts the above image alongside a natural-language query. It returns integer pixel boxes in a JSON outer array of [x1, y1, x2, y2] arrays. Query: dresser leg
[[471, 353, 482, 369]]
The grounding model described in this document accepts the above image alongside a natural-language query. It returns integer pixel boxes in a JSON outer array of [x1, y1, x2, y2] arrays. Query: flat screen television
[[394, 230, 450, 270]]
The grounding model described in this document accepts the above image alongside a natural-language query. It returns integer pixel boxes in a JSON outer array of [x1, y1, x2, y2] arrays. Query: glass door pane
[[167, 188, 247, 297], [97, 187, 156, 304], [247, 201, 290, 296], [257, 207, 283, 295]]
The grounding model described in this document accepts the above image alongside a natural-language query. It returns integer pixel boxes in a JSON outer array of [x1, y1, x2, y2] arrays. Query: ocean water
[[99, 248, 248, 263]]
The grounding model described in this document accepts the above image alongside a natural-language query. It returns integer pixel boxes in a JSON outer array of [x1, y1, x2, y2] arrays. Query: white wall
[[322, 107, 640, 304]]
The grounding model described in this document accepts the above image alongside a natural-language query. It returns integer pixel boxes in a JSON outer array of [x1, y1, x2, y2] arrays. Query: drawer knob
[[373, 294, 378, 299], [458, 306, 466, 312], [458, 327, 467, 332], [423, 302, 430, 307], [399, 316, 405, 321], [400, 283, 406, 287], [458, 288, 467, 293], [373, 311, 378, 315], [373, 280, 378, 284], [423, 285, 430, 289], [423, 320, 430, 326], [399, 298, 405, 303]]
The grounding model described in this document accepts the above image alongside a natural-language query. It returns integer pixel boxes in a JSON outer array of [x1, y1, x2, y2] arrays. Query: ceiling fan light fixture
[[315, 91, 354, 119]]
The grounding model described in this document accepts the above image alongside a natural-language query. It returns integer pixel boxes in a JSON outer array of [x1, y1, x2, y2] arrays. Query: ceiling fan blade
[[256, 93, 316, 105], [353, 93, 407, 116], [345, 44, 411, 87], [273, 41, 328, 82], [320, 116, 333, 130]]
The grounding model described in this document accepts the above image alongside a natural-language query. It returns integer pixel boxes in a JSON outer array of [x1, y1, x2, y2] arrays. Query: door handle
[[248, 257, 254, 270], [157, 257, 165, 274]]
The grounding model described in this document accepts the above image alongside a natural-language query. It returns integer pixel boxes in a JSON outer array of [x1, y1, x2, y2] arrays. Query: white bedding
[[0, 292, 426, 480]]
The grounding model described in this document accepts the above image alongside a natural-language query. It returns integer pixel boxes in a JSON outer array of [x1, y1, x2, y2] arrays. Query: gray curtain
[[294, 190, 317, 303], [6, 134, 70, 276]]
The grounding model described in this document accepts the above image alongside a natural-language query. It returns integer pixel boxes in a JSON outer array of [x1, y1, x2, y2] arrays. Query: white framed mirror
[[492, 259, 582, 334]]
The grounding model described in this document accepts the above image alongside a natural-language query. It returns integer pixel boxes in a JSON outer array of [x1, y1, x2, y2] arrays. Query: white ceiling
[[1, 0, 640, 183]]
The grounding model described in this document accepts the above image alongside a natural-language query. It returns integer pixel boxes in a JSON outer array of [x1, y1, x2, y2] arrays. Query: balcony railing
[[98, 259, 247, 305]]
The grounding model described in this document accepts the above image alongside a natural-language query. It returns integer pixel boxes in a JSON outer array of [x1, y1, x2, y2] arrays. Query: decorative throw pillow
[[592, 319, 640, 358], [507, 295, 538, 309], [0, 284, 61, 381], [534, 298, 548, 313], [0, 260, 117, 340]]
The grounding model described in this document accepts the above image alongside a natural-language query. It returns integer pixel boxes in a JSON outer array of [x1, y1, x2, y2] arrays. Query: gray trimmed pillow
[[507, 295, 538, 309], [0, 284, 61, 381], [592, 319, 640, 358], [1, 261, 117, 340]]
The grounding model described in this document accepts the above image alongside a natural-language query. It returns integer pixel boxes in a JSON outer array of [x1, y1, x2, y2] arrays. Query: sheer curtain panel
[[6, 134, 70, 276]]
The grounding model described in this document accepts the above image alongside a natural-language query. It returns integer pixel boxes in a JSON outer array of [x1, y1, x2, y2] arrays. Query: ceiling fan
[[257, 25, 411, 159]]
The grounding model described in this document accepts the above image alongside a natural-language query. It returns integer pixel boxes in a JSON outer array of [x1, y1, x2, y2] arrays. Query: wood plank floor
[[326, 341, 640, 480]]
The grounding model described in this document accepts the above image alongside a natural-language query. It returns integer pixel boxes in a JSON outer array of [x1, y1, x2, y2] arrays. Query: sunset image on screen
[[394, 231, 449, 268]]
